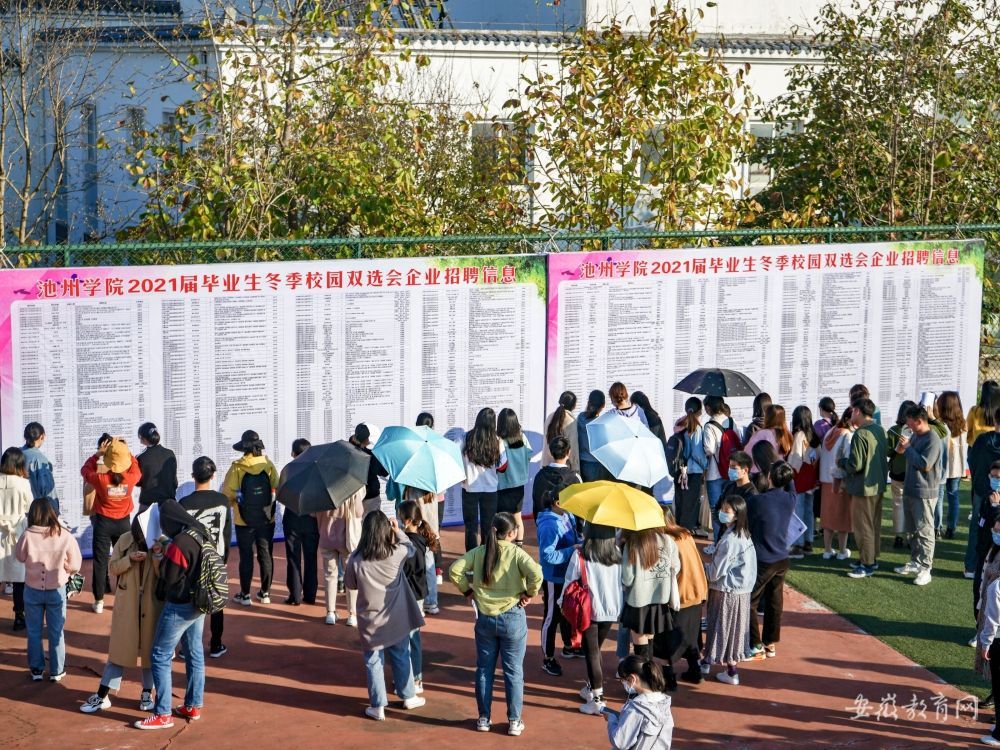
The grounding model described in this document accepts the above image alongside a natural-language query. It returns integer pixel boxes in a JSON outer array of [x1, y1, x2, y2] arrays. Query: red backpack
[[560, 551, 592, 649], [708, 420, 743, 477]]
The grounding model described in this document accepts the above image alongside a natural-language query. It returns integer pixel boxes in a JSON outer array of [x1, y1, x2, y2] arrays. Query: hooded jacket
[[970, 431, 1000, 500], [607, 692, 674, 750]]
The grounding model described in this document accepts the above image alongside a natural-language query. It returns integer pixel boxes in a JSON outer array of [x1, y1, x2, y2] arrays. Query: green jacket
[[839, 421, 888, 497]]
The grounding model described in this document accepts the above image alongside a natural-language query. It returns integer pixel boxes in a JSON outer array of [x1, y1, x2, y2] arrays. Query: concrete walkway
[[0, 522, 988, 749]]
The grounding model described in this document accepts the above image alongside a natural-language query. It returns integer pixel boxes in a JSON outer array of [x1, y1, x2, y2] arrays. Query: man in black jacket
[[280, 439, 320, 607], [533, 436, 581, 510]]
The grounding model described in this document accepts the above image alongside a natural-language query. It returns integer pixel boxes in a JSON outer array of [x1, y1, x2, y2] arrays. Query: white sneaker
[[822, 550, 835, 560], [365, 706, 385, 721], [703, 543, 716, 556], [578, 684, 593, 702], [424, 605, 440, 615], [966, 571, 977, 579], [508, 719, 525, 736], [4, 583, 12, 594], [325, 613, 337, 625], [402, 696, 426, 710], [894, 562, 920, 576], [716, 671, 739, 686], [836, 549, 851, 561], [579, 699, 606, 715], [234, 592, 252, 607], [255, 591, 271, 605], [476, 717, 491, 732], [92, 600, 104, 614], [346, 614, 358, 627], [80, 694, 111, 713], [980, 736, 1000, 747], [914, 569, 932, 586], [970, 635, 980, 647], [700, 661, 711, 675], [414, 680, 424, 695]]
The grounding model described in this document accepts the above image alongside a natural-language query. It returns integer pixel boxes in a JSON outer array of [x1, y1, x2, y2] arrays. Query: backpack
[[708, 419, 743, 478], [560, 551, 592, 649], [238, 469, 273, 527], [186, 528, 229, 615], [664, 432, 687, 480]]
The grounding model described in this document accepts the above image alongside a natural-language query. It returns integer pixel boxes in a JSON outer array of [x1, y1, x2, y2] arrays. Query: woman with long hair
[[542, 391, 580, 473], [578, 390, 611, 483], [672, 397, 707, 533], [448, 512, 542, 737], [743, 404, 793, 472], [743, 392, 772, 444], [497, 408, 533, 546], [343, 511, 425, 721], [936, 391, 967, 539], [461, 408, 508, 552], [21, 422, 58, 515], [750, 442, 779, 494], [788, 406, 821, 557], [15, 498, 82, 681], [969, 381, 1000, 446], [0, 447, 32, 630], [609, 382, 649, 427], [399, 500, 438, 695], [317, 487, 365, 626], [821, 407, 858, 558], [564, 523, 622, 715]]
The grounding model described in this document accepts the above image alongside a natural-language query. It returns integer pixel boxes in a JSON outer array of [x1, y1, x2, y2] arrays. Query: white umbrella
[[586, 412, 669, 488]]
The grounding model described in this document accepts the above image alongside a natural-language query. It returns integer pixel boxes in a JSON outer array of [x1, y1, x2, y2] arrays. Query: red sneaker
[[134, 714, 175, 730], [174, 705, 201, 721]]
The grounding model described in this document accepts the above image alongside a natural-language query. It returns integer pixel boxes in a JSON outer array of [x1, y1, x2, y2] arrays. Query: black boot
[[664, 665, 678, 692], [12, 613, 25, 631]]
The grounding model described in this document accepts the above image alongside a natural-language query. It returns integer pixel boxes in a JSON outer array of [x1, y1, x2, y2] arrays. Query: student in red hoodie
[[81, 436, 141, 614]]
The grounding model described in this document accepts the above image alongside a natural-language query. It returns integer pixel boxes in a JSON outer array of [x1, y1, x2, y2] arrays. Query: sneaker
[[802, 543, 814, 554], [80, 694, 111, 713], [436, 573, 443, 586], [822, 549, 836, 560], [764, 645, 776, 658], [337, 581, 346, 594], [325, 613, 337, 625], [980, 736, 1000, 747], [788, 545, 804, 560], [402, 696, 426, 710], [508, 719, 525, 736], [13, 614, 25, 631], [914, 569, 932, 586], [92, 600, 104, 614], [971, 635, 980, 647], [847, 565, 874, 579], [476, 717, 491, 732], [174, 705, 201, 721], [580, 698, 605, 715], [209, 644, 228, 658], [49, 672, 65, 683], [542, 658, 562, 676], [716, 671, 740, 686], [4, 583, 11, 594], [836, 549, 851, 561], [139, 690, 154, 711], [365, 706, 385, 721], [134, 714, 174, 730], [578, 684, 593, 701], [256, 591, 270, 605], [703, 543, 716, 556], [30, 669, 43, 681], [747, 645, 767, 661], [234, 592, 252, 607], [424, 605, 440, 615], [346, 614, 358, 628], [966, 571, 977, 580], [561, 647, 585, 659], [699, 660, 711, 675], [284, 597, 301, 606], [414, 680, 424, 695], [895, 561, 920, 576]]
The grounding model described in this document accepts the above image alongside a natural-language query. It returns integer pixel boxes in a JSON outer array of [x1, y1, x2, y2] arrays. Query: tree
[[126, 0, 527, 245], [505, 4, 755, 235]]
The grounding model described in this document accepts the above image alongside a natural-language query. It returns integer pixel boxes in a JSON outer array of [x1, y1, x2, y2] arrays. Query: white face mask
[[620, 677, 636, 697]]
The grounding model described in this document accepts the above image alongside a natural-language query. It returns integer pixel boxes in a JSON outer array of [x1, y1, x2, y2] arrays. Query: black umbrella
[[673, 368, 762, 398], [277, 440, 370, 514]]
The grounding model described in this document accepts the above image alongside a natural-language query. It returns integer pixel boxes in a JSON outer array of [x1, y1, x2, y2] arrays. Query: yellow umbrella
[[558, 480, 666, 531]]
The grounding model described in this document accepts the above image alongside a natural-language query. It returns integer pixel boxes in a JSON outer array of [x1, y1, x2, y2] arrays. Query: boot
[[664, 664, 678, 692]]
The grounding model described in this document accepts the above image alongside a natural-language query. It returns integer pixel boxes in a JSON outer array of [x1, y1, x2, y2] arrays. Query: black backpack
[[664, 432, 687, 480], [185, 528, 229, 615], [238, 470, 273, 527]]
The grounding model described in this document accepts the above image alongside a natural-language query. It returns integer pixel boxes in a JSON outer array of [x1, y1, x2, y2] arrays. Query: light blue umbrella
[[372, 425, 465, 495], [586, 412, 668, 488]]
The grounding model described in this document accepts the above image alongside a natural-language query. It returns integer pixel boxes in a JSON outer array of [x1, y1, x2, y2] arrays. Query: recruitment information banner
[[0, 255, 548, 550], [546, 239, 984, 466]]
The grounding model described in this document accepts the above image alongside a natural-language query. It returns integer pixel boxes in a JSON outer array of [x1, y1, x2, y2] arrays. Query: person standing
[[703, 395, 740, 548], [350, 424, 389, 516], [532, 437, 581, 511], [22, 423, 58, 515], [497, 409, 533, 546], [788, 406, 821, 558], [15, 498, 81, 681], [280, 439, 320, 606], [886, 401, 918, 550], [893, 405, 943, 586], [317, 487, 365, 626], [0, 448, 32, 630], [746, 462, 796, 659], [609, 382, 648, 427], [542, 392, 580, 474], [673, 397, 707, 534], [80, 504, 163, 713], [849, 383, 882, 425], [840, 399, 888, 579], [743, 404, 793, 472], [936, 391, 967, 539], [578, 390, 612, 483], [969, 382, 1000, 447], [743, 392, 772, 444], [461, 408, 508, 552], [179, 457, 232, 659], [223, 430, 279, 607], [536, 484, 581, 677], [399, 500, 436, 695], [565, 523, 622, 715], [449, 512, 542, 737], [605, 655, 674, 749], [135, 500, 211, 730], [969, 415, 1000, 587], [82, 437, 141, 614], [135, 423, 178, 509], [343, 511, 426, 721]]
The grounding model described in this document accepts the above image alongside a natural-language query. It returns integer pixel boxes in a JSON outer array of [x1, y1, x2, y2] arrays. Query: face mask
[[991, 477, 1000, 492], [993, 531, 1000, 547], [620, 678, 636, 697], [718, 511, 734, 524], [727, 468, 739, 482]]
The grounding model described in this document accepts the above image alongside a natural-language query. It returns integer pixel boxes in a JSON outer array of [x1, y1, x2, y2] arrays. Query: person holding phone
[[604, 654, 674, 749]]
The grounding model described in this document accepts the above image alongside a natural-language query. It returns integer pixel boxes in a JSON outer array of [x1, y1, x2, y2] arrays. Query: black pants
[[12, 581, 24, 617], [653, 603, 702, 671], [541, 581, 573, 658], [990, 639, 1000, 741], [91, 513, 130, 601], [210, 610, 224, 651], [462, 490, 497, 552], [284, 526, 319, 603], [750, 558, 789, 647], [235, 523, 275, 595], [674, 473, 703, 531], [582, 620, 613, 693]]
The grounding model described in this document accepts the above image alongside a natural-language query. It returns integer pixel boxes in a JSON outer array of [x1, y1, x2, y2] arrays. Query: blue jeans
[[938, 477, 960, 532], [364, 636, 415, 708], [410, 627, 423, 682], [24, 586, 66, 675], [151, 601, 205, 716], [424, 549, 438, 610], [795, 491, 815, 546], [706, 478, 725, 542], [966, 493, 984, 573], [474, 605, 527, 722], [102, 661, 154, 692]]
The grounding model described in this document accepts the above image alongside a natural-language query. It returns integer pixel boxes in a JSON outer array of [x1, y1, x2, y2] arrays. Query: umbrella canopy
[[672, 368, 761, 398], [558, 481, 666, 531], [586, 412, 669, 487], [372, 425, 465, 495], [277, 440, 370, 514]]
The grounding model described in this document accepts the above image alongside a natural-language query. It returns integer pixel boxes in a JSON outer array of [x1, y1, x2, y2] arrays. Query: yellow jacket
[[223, 454, 279, 527]]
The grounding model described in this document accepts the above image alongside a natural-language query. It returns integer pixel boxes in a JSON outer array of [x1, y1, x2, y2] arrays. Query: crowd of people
[[4, 377, 1000, 747]]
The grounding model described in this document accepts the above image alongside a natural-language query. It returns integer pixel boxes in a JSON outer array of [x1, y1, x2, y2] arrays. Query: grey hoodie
[[607, 692, 673, 750]]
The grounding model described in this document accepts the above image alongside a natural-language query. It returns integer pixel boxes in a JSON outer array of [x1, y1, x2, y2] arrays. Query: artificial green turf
[[785, 481, 986, 698]]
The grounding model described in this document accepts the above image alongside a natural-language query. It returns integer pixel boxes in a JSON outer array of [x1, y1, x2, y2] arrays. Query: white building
[[4, 0, 836, 244]]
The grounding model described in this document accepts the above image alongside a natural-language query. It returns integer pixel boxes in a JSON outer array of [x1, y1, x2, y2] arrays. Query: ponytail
[[546, 391, 577, 443], [481, 512, 516, 585], [683, 396, 703, 435]]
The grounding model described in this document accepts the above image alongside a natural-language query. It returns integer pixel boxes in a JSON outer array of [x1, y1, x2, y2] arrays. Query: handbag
[[66, 573, 85, 597], [560, 551, 593, 649]]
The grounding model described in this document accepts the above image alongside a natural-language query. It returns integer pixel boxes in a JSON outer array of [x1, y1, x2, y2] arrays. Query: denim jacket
[[705, 529, 756, 594]]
